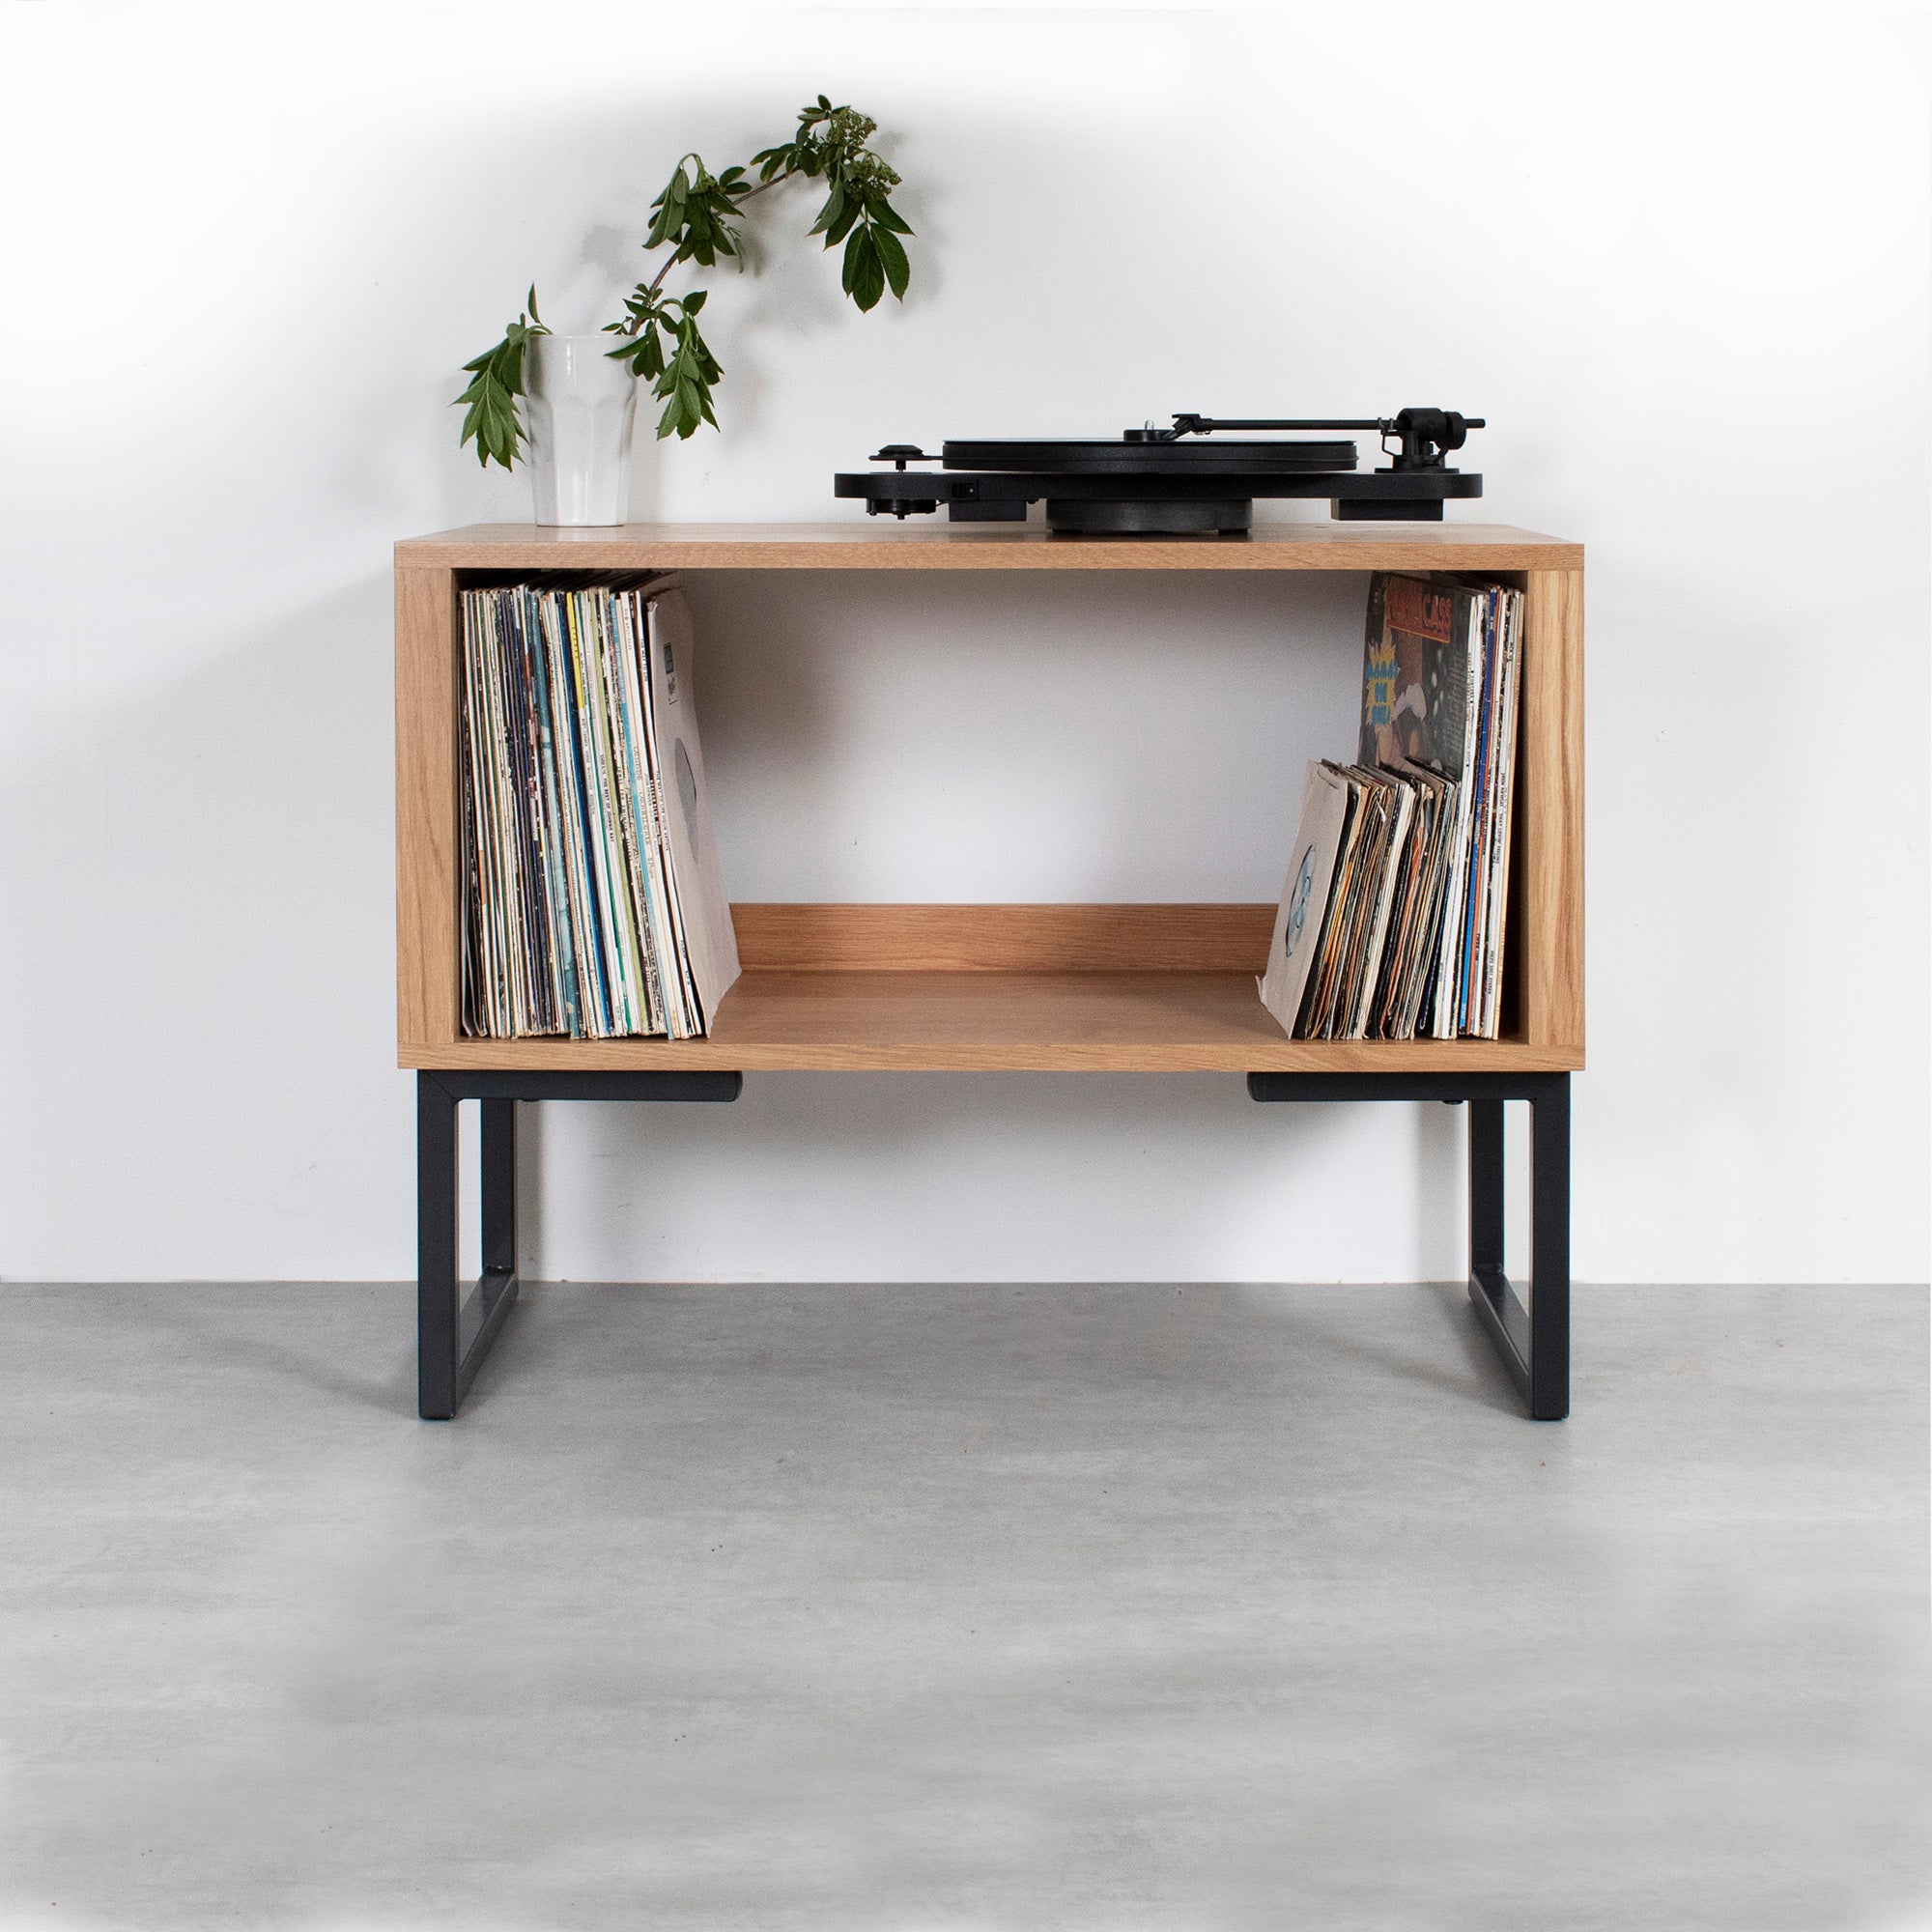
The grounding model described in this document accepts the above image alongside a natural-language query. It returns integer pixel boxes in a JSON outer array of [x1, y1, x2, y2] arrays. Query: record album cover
[[1259, 760, 1352, 1039]]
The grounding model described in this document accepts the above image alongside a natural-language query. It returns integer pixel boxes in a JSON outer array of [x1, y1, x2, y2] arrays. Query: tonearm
[[1128, 408, 1485, 473]]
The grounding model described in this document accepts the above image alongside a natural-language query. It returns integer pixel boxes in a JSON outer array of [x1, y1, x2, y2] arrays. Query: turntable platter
[[941, 438, 1358, 475]]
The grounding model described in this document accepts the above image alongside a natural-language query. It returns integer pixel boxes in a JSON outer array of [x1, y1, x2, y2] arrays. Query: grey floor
[[1, 1282, 1926, 1931]]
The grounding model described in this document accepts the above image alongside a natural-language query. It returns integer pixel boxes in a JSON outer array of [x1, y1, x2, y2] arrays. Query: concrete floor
[[0, 1282, 1925, 1931]]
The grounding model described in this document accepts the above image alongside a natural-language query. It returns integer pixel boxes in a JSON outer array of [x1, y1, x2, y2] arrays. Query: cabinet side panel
[[396, 564, 461, 1050], [1519, 568, 1584, 1054]]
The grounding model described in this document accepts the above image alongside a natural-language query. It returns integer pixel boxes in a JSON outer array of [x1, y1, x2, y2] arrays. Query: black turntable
[[835, 409, 1485, 534]]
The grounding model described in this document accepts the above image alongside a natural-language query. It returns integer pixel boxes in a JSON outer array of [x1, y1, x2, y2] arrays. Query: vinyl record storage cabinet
[[396, 524, 1584, 1420]]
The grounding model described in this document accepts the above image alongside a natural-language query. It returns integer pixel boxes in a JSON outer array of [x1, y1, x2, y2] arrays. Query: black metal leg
[[413, 1069, 743, 1418], [416, 1072, 462, 1420], [1469, 1097, 1505, 1278], [458, 1093, 523, 1406], [416, 1075, 520, 1420], [1246, 1069, 1574, 1420], [1527, 1075, 1571, 1421], [1463, 1076, 1570, 1420], [481, 1097, 518, 1275]]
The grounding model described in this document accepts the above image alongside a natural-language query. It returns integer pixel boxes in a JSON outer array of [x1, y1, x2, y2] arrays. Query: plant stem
[[624, 165, 795, 331]]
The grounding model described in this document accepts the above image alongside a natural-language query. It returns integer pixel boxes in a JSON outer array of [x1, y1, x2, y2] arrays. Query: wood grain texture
[[1519, 569, 1585, 1056], [401, 968, 1583, 1073], [395, 565, 461, 1045], [730, 902, 1276, 973], [395, 522, 1583, 574], [396, 540, 1587, 1071]]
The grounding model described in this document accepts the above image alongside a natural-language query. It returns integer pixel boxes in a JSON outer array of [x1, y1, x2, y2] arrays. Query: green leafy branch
[[605, 286, 721, 441], [456, 288, 548, 471], [456, 96, 913, 461], [753, 98, 912, 314]]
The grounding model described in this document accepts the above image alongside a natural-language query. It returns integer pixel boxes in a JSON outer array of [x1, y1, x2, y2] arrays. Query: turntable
[[834, 409, 1485, 534]]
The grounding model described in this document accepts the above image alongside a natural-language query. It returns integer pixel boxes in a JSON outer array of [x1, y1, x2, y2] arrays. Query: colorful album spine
[[516, 586, 578, 1036], [539, 590, 612, 1037]]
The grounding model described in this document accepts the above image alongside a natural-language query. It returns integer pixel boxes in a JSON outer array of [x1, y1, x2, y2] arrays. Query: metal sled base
[[414, 1069, 743, 1419], [415, 1067, 1568, 1421], [1246, 1071, 1571, 1421]]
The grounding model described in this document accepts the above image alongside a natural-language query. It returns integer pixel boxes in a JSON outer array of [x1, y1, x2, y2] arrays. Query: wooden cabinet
[[396, 523, 1583, 1075], [396, 521, 1582, 1421]]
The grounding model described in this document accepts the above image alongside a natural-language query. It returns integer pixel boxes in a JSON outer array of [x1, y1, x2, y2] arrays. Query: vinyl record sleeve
[[1342, 766, 1416, 1039], [1259, 761, 1353, 1039], [1357, 575, 1482, 1037], [645, 582, 742, 1032]]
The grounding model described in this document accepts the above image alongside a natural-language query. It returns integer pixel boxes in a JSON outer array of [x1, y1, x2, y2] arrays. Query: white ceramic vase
[[525, 333, 639, 526]]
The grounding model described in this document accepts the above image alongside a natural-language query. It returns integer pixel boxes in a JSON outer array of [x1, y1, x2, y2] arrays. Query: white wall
[[3, 3, 1925, 1286]]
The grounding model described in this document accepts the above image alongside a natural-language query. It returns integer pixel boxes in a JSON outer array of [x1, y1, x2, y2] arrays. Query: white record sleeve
[[645, 582, 742, 1031]]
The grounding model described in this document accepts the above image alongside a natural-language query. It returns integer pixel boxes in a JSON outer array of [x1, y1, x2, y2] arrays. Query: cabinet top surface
[[397, 521, 1582, 572]]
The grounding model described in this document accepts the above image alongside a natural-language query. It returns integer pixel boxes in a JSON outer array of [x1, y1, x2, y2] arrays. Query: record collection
[[458, 574, 740, 1039], [1260, 574, 1523, 1041], [460, 564, 1518, 1047]]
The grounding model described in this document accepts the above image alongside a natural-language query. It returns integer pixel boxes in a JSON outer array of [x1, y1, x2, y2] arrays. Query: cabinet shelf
[[399, 902, 1580, 1073], [404, 970, 1575, 1074], [398, 520, 1582, 575]]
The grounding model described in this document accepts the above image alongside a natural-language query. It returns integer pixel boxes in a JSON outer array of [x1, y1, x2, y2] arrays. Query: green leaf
[[871, 198, 914, 236], [824, 198, 860, 246], [845, 227, 885, 310], [809, 179, 845, 236], [872, 221, 910, 299], [453, 300, 554, 469]]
